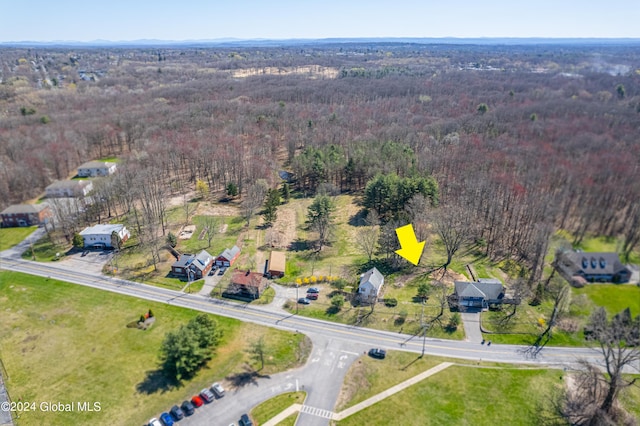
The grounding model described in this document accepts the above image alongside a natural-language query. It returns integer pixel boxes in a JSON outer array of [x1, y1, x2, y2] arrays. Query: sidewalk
[[262, 362, 454, 425], [0, 374, 14, 426]]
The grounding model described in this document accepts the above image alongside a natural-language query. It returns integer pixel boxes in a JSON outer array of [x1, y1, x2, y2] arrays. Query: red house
[[216, 245, 240, 267], [1, 204, 52, 227], [229, 269, 267, 299]]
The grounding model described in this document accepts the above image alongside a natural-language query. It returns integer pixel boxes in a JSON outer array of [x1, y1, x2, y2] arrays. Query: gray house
[[555, 250, 631, 285], [171, 250, 214, 280], [358, 267, 385, 303], [453, 279, 504, 310]]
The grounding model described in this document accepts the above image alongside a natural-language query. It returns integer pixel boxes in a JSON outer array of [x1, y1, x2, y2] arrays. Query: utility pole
[[296, 283, 299, 314], [420, 300, 426, 358]]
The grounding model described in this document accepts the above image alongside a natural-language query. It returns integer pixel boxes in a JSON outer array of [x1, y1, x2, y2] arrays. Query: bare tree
[[355, 210, 380, 262], [523, 280, 571, 358], [431, 203, 471, 271], [202, 215, 220, 249], [241, 180, 268, 226]]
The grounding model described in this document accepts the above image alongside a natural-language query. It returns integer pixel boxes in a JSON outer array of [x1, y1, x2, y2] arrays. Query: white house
[[77, 161, 117, 177], [45, 180, 94, 198], [358, 267, 385, 302], [79, 224, 130, 249]]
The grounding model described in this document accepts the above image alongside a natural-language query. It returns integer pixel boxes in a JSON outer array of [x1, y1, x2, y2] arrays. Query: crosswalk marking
[[300, 405, 334, 419]]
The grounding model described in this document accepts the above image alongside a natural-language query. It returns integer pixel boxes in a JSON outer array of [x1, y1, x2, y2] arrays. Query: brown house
[[266, 251, 286, 278], [229, 269, 267, 299], [1, 204, 52, 227], [171, 250, 214, 280]]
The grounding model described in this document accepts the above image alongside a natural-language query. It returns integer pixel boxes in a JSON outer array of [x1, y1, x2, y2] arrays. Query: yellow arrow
[[395, 224, 425, 266]]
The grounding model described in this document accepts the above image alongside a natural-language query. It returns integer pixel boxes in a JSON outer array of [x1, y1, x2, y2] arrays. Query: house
[[453, 279, 504, 310], [77, 161, 117, 177], [79, 224, 130, 249], [171, 250, 214, 280], [357, 267, 385, 303], [216, 245, 240, 267], [555, 250, 631, 285], [266, 251, 286, 278], [45, 180, 94, 198], [0, 204, 52, 227], [229, 269, 267, 299]]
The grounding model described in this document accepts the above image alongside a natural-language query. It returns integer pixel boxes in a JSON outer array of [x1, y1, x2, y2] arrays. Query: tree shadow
[[226, 365, 271, 389], [348, 208, 368, 227], [136, 368, 180, 395], [288, 239, 312, 252]]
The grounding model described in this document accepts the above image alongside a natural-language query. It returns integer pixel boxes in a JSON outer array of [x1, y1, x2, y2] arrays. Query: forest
[[1, 42, 640, 280]]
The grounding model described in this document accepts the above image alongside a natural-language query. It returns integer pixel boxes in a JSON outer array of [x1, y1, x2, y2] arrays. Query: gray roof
[[359, 267, 384, 291], [558, 251, 628, 275], [78, 161, 115, 169], [454, 281, 503, 300], [79, 224, 125, 236], [219, 245, 240, 261], [192, 250, 213, 271], [46, 180, 92, 190], [1, 204, 49, 215], [173, 253, 195, 268]]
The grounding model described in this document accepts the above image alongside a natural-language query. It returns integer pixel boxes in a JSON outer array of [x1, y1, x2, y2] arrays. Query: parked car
[[181, 400, 195, 416], [169, 405, 184, 420], [306, 287, 319, 293], [211, 382, 225, 398], [81, 250, 89, 257], [297, 297, 311, 305], [200, 388, 215, 403], [306, 293, 318, 300], [239, 413, 253, 426], [368, 348, 387, 359], [160, 412, 174, 426], [148, 418, 162, 426], [191, 395, 204, 408], [218, 267, 227, 275]]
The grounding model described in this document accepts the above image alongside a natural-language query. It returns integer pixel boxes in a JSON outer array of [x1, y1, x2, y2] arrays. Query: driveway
[[461, 311, 484, 343]]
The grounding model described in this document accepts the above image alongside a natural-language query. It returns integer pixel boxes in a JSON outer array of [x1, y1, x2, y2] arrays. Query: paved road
[[2, 245, 637, 426]]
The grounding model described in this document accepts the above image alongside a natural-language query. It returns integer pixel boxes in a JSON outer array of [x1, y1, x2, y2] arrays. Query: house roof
[[192, 250, 213, 271], [359, 267, 384, 291], [559, 251, 628, 275], [219, 245, 240, 261], [268, 251, 286, 273], [231, 270, 264, 287], [79, 224, 126, 236], [172, 253, 195, 268], [454, 281, 503, 300], [1, 204, 50, 215], [78, 161, 115, 170], [46, 180, 92, 190]]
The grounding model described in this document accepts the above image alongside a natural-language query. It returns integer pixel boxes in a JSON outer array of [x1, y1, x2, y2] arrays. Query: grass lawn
[[21, 232, 70, 262], [250, 391, 305, 425], [337, 365, 563, 426], [0, 226, 37, 251], [572, 284, 640, 317], [275, 413, 298, 426], [0, 271, 310, 426]]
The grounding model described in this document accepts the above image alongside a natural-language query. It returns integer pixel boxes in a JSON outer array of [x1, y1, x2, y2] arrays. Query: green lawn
[[0, 271, 309, 426], [250, 391, 305, 425], [338, 364, 564, 426], [572, 284, 640, 317], [0, 226, 37, 251], [21, 232, 69, 261]]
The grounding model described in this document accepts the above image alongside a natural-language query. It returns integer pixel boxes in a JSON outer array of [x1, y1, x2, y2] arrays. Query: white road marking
[[340, 350, 360, 356]]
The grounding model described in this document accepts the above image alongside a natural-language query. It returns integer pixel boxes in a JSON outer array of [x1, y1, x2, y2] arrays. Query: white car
[[148, 418, 162, 426], [211, 382, 226, 397]]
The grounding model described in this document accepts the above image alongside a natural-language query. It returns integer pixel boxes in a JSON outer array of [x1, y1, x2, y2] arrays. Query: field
[[0, 271, 309, 426], [0, 226, 37, 251], [250, 391, 305, 425]]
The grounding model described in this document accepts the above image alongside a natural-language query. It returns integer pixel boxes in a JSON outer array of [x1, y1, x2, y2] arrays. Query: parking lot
[[59, 249, 114, 275]]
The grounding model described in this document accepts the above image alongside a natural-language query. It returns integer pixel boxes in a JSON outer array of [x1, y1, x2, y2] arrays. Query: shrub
[[148, 309, 154, 318], [331, 295, 345, 310], [295, 278, 302, 285], [331, 278, 348, 291], [384, 298, 398, 308], [310, 276, 317, 283], [166, 232, 177, 248], [139, 315, 145, 323]]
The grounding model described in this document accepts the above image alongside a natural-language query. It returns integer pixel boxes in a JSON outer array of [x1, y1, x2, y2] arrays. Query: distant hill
[[2, 37, 640, 48]]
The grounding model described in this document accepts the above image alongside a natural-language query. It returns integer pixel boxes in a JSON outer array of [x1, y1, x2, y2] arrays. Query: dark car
[[297, 297, 311, 305], [81, 250, 89, 257], [191, 395, 204, 408], [239, 413, 253, 426], [368, 348, 386, 359], [306, 287, 319, 293], [200, 388, 215, 403], [160, 412, 174, 426], [218, 267, 226, 275], [169, 405, 184, 420], [181, 400, 195, 416], [306, 292, 318, 300]]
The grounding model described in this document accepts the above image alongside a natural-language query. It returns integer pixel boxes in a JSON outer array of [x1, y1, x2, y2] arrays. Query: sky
[[1, 0, 639, 42]]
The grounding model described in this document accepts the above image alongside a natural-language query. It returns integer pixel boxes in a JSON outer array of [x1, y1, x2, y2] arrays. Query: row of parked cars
[[208, 265, 228, 276], [148, 382, 227, 426], [297, 286, 320, 304]]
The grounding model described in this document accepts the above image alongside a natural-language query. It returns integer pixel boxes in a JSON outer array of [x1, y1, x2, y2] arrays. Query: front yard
[[0, 226, 37, 251]]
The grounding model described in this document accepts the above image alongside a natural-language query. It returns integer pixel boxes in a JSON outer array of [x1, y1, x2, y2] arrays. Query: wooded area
[[1, 43, 639, 277]]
